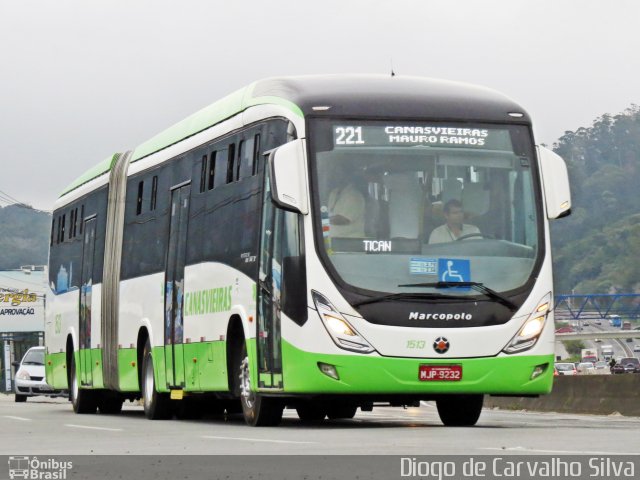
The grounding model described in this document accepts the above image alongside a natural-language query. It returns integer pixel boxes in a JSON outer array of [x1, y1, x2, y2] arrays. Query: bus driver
[[429, 199, 480, 244]]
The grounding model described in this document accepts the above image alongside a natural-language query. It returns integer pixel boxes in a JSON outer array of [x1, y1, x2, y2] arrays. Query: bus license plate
[[419, 365, 462, 381]]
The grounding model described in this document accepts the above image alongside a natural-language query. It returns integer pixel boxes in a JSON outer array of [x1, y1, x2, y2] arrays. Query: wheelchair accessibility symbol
[[438, 258, 471, 283]]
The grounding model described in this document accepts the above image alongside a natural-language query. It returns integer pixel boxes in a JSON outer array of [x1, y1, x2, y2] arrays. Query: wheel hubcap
[[144, 357, 154, 406], [239, 356, 254, 409], [72, 368, 78, 403]]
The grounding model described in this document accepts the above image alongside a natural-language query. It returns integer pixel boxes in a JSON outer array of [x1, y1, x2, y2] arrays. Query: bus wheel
[[97, 393, 124, 414], [142, 340, 173, 420], [238, 343, 283, 427], [296, 401, 326, 422], [70, 355, 97, 414], [326, 404, 357, 420], [436, 394, 483, 426]]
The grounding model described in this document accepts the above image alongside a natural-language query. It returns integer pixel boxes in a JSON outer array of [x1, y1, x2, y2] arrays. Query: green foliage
[[562, 340, 586, 356], [0, 205, 51, 270], [551, 105, 640, 294]]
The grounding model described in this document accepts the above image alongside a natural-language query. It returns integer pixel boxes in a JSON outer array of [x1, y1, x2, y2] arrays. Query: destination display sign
[[332, 124, 512, 150]]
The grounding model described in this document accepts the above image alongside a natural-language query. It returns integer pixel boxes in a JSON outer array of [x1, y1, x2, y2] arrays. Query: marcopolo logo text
[[409, 312, 473, 321]]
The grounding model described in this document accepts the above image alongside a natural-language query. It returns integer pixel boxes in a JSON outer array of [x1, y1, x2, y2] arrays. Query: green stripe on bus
[[59, 153, 120, 196], [60, 83, 304, 198]]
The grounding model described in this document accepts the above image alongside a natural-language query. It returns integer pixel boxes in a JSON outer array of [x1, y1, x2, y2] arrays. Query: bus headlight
[[503, 293, 551, 354], [312, 290, 375, 354]]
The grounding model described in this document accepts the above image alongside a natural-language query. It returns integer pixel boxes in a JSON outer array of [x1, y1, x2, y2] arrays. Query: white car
[[634, 344, 640, 353], [555, 362, 578, 375], [594, 361, 611, 374], [13, 347, 66, 402], [577, 362, 596, 375]]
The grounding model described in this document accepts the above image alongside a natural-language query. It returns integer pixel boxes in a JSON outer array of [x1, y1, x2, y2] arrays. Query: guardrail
[[486, 375, 640, 417]]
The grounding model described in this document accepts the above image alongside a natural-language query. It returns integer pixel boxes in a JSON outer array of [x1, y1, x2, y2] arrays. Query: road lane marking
[[479, 447, 639, 455], [3, 415, 32, 421], [65, 424, 123, 432], [202, 435, 316, 444]]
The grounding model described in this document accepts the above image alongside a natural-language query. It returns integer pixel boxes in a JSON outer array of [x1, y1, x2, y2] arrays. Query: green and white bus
[[45, 75, 571, 426]]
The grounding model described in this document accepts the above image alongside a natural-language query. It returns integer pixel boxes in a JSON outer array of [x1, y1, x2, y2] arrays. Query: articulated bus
[[45, 75, 571, 426]]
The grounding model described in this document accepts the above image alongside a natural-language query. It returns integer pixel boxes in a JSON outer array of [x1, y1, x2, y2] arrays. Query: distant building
[[0, 265, 47, 392]]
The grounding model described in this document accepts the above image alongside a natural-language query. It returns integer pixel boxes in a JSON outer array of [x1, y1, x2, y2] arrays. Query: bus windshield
[[310, 119, 542, 297]]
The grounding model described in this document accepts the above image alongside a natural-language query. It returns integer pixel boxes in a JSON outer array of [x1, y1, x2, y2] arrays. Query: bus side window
[[207, 152, 217, 190], [213, 149, 227, 188], [253, 134, 261, 176], [226, 143, 236, 184], [199, 155, 207, 192], [238, 136, 255, 180]]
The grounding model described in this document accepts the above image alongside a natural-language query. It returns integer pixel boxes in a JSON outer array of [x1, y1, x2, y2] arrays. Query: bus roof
[[60, 75, 530, 198]]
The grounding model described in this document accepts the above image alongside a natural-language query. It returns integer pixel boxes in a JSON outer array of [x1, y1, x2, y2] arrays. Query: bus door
[[257, 176, 284, 389], [79, 216, 96, 387], [164, 184, 190, 389]]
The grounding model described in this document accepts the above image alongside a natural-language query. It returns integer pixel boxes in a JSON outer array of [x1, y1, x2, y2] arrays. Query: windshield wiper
[[397, 281, 518, 313], [353, 292, 470, 308]]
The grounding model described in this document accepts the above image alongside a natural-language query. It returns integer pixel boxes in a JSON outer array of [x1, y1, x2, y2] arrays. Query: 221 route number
[[419, 365, 462, 381]]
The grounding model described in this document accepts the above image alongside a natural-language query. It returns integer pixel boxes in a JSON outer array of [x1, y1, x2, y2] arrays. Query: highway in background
[[1, 395, 639, 455]]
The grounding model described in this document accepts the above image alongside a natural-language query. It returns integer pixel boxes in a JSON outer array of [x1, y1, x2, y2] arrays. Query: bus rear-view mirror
[[269, 139, 309, 214], [537, 146, 572, 219]]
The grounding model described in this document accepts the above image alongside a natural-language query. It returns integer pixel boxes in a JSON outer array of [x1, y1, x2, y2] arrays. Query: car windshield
[[310, 119, 542, 296], [22, 349, 44, 365]]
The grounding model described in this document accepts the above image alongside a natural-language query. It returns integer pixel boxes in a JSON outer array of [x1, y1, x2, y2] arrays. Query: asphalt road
[[1, 395, 639, 456]]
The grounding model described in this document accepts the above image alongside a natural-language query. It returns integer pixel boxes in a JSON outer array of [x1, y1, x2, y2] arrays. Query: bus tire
[[436, 394, 483, 426], [296, 401, 326, 422], [14, 394, 27, 403], [97, 393, 124, 414], [142, 340, 173, 420], [237, 343, 283, 427], [70, 355, 97, 414], [326, 404, 357, 420]]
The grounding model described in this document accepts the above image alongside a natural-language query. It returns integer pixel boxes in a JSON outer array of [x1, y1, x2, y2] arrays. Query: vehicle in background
[[594, 338, 601, 343], [600, 345, 614, 361], [609, 315, 622, 328], [634, 344, 640, 353], [611, 357, 640, 374], [13, 347, 67, 402], [581, 348, 598, 364], [555, 326, 574, 334], [622, 321, 632, 330], [555, 362, 578, 375], [594, 320, 602, 326], [594, 361, 610, 374], [577, 362, 596, 375]]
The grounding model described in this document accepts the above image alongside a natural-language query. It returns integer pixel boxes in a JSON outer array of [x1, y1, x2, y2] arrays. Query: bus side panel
[[47, 187, 108, 390], [117, 348, 139, 391], [45, 352, 68, 390]]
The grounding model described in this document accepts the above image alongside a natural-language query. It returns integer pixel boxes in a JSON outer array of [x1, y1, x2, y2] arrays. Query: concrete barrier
[[485, 374, 640, 417]]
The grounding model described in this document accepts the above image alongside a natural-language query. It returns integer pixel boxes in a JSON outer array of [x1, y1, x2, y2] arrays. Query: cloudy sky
[[1, 0, 638, 210]]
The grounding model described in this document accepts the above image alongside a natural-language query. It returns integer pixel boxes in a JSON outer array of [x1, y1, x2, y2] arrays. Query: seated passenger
[[428, 199, 480, 244]]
